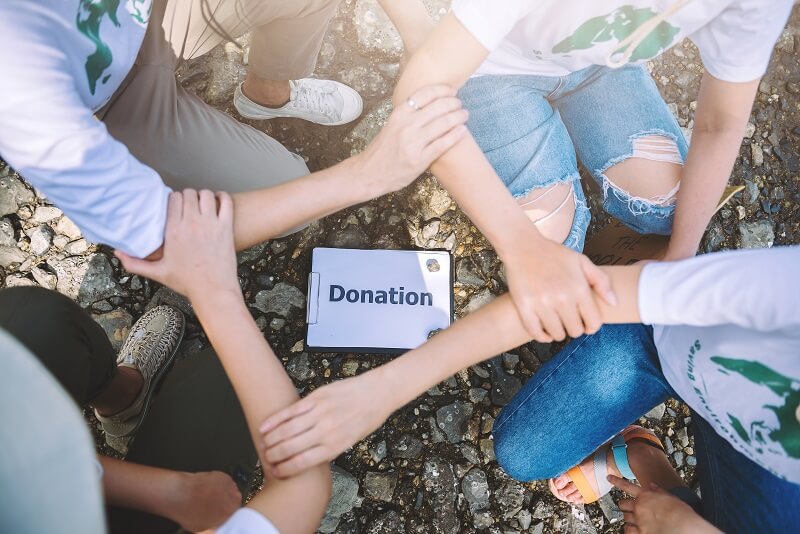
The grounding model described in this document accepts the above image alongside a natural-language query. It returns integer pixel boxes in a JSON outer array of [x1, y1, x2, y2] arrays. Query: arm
[[386, 13, 615, 341], [259, 263, 642, 477], [664, 73, 759, 260], [100, 456, 241, 533], [118, 191, 331, 534]]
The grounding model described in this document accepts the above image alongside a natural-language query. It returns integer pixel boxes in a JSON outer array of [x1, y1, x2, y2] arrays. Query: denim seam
[[493, 334, 593, 434], [511, 170, 582, 200]]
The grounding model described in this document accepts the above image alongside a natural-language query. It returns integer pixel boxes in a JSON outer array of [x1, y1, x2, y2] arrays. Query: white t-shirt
[[639, 246, 800, 483], [0, 0, 170, 258], [216, 508, 280, 534], [452, 0, 794, 82]]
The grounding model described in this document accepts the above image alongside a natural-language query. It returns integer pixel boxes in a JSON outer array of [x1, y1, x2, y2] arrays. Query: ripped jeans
[[459, 65, 689, 251]]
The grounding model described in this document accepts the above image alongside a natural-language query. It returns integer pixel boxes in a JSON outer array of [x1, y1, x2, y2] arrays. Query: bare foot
[[169, 471, 242, 532]]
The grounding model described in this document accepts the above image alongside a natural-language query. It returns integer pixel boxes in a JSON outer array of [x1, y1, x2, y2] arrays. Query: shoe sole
[[106, 318, 185, 438], [236, 107, 363, 126]]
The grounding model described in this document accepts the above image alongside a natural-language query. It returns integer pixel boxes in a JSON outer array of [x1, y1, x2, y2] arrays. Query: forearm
[[667, 73, 757, 259], [192, 292, 331, 533], [381, 265, 643, 408], [231, 156, 372, 251], [377, 0, 434, 52], [100, 456, 184, 520]]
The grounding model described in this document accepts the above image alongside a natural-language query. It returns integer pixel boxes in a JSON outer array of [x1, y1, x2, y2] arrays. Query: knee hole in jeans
[[603, 135, 683, 212], [517, 182, 576, 244]]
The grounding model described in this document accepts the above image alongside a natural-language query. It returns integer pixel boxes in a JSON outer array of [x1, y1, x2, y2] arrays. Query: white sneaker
[[234, 78, 363, 126]]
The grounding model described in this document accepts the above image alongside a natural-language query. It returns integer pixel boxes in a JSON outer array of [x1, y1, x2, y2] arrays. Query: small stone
[[743, 122, 756, 138], [456, 257, 483, 287], [461, 468, 490, 512], [423, 457, 460, 534], [92, 309, 133, 351], [370, 440, 388, 463], [364, 470, 397, 502], [673, 451, 685, 466], [489, 360, 522, 407], [65, 239, 90, 255], [502, 353, 520, 369], [685, 446, 694, 455], [366, 510, 404, 534], [664, 436, 675, 455], [269, 318, 285, 330], [28, 225, 54, 256], [517, 510, 532, 531], [129, 276, 142, 291], [460, 444, 481, 464], [532, 502, 553, 520], [644, 403, 666, 421], [422, 220, 441, 240], [442, 233, 456, 251], [0, 245, 26, 267], [0, 218, 14, 247], [0, 175, 34, 217], [54, 216, 82, 240], [676, 427, 690, 448], [598, 493, 624, 524], [739, 220, 775, 249], [286, 353, 314, 381], [436, 401, 473, 443], [252, 282, 305, 317], [341, 359, 360, 377], [472, 511, 494, 529], [390, 433, 423, 459], [751, 144, 764, 167], [736, 205, 746, 220], [687, 455, 697, 466], [30, 266, 57, 290], [471, 364, 490, 379], [530, 523, 545, 534], [52, 235, 69, 249], [468, 387, 488, 403], [319, 466, 359, 533], [464, 289, 495, 313], [326, 224, 369, 248], [479, 438, 495, 463], [423, 187, 453, 219], [497, 480, 525, 520], [31, 206, 62, 223]]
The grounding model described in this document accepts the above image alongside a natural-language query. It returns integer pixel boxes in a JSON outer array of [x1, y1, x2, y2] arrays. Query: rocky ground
[[1, 2, 798, 533]]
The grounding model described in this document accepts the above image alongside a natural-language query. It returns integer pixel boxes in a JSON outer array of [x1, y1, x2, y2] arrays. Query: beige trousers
[[100, 0, 340, 193]]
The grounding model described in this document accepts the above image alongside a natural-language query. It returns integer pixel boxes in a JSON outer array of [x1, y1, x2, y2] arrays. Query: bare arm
[[665, 73, 759, 260], [146, 84, 468, 258], [259, 264, 641, 477], [383, 12, 615, 341], [118, 191, 331, 534]]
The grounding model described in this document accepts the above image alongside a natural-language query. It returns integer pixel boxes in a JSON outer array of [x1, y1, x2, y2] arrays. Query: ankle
[[242, 75, 290, 107], [93, 366, 144, 416]]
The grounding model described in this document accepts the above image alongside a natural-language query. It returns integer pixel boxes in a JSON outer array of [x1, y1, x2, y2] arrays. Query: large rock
[[423, 457, 460, 534], [0, 245, 26, 268], [252, 282, 305, 317], [50, 253, 123, 307], [364, 470, 397, 502], [436, 401, 473, 443], [461, 468, 490, 512], [28, 225, 54, 256], [0, 174, 34, 217], [319, 466, 359, 533], [739, 220, 775, 249]]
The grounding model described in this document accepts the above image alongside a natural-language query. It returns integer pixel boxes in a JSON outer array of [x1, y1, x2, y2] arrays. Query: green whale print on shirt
[[712, 356, 800, 459], [76, 0, 121, 95], [552, 6, 680, 62]]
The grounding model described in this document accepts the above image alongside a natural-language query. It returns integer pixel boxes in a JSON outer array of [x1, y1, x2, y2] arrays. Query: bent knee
[[493, 423, 567, 481], [604, 135, 682, 205], [517, 182, 576, 244]]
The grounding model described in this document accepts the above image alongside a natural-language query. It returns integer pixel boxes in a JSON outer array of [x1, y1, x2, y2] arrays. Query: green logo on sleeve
[[77, 0, 121, 95], [552, 6, 680, 62], [712, 357, 800, 459]]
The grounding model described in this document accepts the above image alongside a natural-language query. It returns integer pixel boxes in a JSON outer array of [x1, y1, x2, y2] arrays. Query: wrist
[[190, 285, 245, 319], [342, 152, 385, 202]]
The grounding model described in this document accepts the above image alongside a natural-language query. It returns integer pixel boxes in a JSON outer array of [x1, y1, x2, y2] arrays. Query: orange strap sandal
[[548, 425, 664, 504]]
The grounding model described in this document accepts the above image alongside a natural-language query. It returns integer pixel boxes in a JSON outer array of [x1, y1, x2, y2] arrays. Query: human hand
[[504, 238, 616, 342], [258, 371, 393, 479], [355, 84, 468, 198], [115, 189, 240, 305], [609, 476, 720, 534], [170, 470, 241, 533]]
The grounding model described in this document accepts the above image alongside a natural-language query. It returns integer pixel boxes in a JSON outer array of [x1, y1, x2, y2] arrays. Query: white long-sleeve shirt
[[640, 246, 800, 483], [0, 0, 170, 257]]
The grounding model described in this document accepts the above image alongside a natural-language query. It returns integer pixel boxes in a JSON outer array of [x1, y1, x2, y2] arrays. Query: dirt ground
[[0, 2, 798, 533]]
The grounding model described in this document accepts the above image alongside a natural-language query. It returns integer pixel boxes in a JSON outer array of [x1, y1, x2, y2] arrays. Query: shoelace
[[292, 81, 342, 120], [125, 329, 161, 380]]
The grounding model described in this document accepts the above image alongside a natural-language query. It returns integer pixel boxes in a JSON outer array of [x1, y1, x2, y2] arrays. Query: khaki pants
[[99, 0, 341, 193]]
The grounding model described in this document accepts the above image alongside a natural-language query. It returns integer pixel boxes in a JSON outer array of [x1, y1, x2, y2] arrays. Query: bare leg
[[241, 74, 291, 108], [517, 182, 576, 245], [603, 135, 683, 206]]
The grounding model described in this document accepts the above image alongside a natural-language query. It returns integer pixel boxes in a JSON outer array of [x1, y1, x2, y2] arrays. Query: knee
[[492, 414, 564, 481], [517, 182, 578, 245]]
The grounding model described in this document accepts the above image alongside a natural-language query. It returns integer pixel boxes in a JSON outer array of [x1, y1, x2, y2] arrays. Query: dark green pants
[[0, 287, 257, 533]]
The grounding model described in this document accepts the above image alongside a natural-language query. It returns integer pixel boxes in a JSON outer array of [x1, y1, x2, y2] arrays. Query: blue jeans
[[460, 65, 688, 251], [492, 324, 800, 533]]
